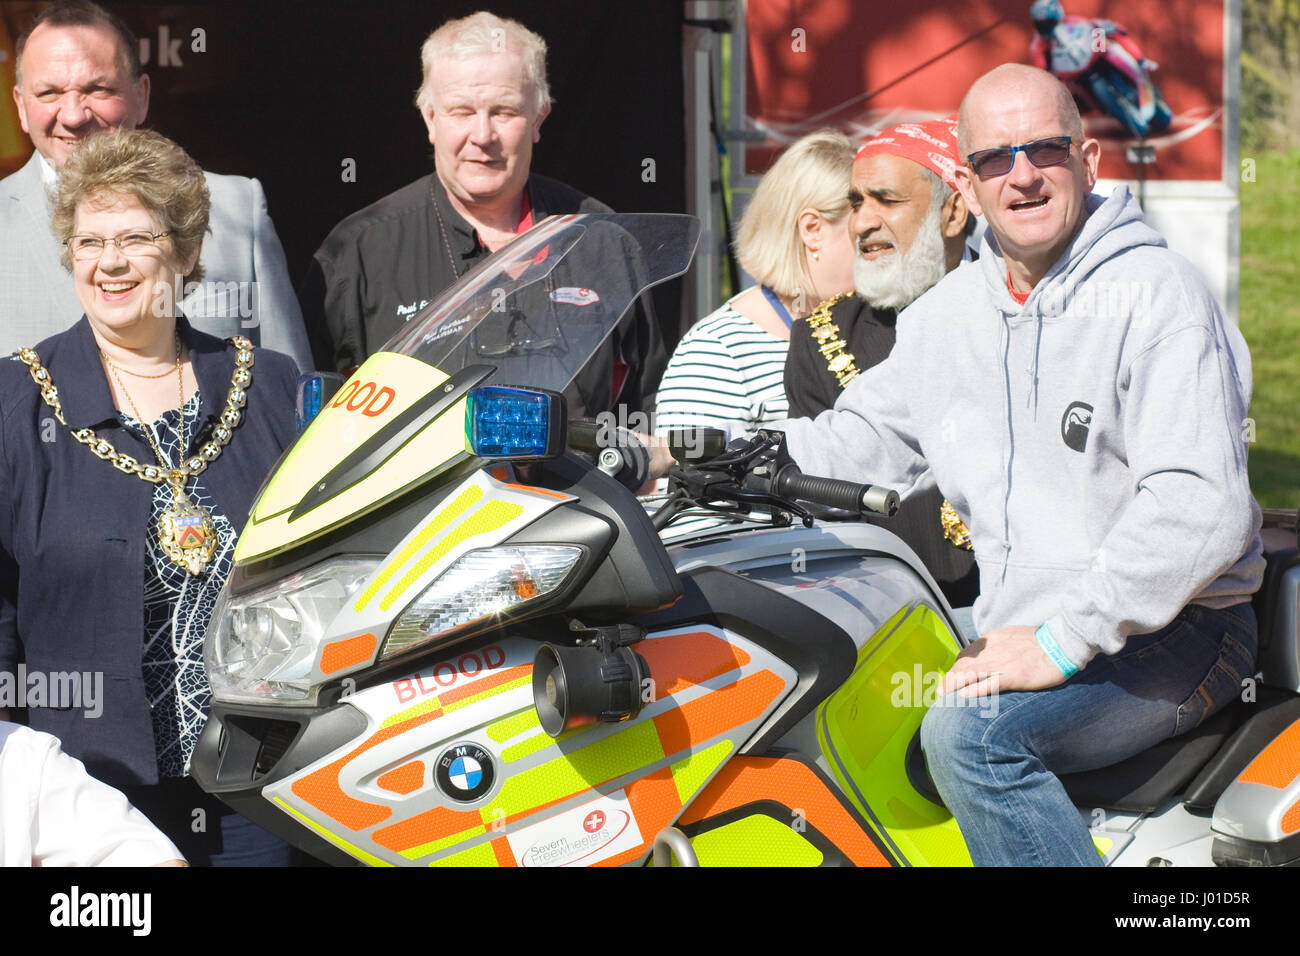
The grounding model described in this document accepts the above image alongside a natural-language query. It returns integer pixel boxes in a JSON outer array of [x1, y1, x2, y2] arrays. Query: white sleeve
[[17, 727, 184, 867]]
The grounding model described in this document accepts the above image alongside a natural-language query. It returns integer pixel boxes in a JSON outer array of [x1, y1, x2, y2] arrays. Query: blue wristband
[[1035, 624, 1079, 679]]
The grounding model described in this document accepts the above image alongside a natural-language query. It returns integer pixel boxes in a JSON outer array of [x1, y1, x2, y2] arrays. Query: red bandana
[[855, 116, 962, 192]]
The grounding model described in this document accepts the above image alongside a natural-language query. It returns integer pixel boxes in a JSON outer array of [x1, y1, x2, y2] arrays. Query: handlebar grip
[[773, 465, 900, 516], [567, 419, 601, 454], [566, 418, 649, 492]]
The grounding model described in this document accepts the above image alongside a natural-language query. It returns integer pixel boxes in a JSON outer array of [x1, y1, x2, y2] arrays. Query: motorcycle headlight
[[206, 557, 380, 704], [382, 546, 582, 660]]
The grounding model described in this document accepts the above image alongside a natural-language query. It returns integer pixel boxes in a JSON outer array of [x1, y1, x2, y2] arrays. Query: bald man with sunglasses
[[772, 64, 1262, 865]]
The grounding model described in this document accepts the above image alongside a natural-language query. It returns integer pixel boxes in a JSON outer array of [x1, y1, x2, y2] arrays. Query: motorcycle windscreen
[[237, 214, 700, 563]]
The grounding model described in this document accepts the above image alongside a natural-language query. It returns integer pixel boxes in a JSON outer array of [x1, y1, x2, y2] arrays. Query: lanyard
[[759, 285, 794, 329]]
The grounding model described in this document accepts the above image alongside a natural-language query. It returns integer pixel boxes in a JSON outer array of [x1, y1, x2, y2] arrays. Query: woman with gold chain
[[653, 129, 857, 443], [0, 129, 300, 864]]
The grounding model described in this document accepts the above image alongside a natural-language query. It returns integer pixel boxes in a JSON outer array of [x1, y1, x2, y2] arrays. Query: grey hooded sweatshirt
[[778, 186, 1263, 669]]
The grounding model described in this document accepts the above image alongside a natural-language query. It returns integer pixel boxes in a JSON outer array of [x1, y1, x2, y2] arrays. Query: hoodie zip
[[999, 307, 1014, 581]]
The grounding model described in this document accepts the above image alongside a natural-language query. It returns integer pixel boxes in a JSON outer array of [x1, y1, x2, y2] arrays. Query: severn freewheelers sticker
[[548, 287, 600, 306], [507, 791, 645, 867], [435, 743, 495, 802]]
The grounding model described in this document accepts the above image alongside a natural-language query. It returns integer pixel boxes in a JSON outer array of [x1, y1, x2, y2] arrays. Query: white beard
[[853, 204, 949, 311]]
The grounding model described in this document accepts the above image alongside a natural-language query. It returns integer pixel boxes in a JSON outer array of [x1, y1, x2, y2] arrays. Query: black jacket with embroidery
[[299, 173, 666, 418]]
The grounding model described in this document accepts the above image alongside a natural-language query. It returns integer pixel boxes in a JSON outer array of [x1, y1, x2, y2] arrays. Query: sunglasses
[[966, 136, 1073, 179]]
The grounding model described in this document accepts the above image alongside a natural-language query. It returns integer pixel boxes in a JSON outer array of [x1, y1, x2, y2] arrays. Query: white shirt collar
[[37, 152, 58, 188]]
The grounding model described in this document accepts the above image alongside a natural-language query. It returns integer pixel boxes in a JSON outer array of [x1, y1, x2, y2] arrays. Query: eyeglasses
[[64, 231, 171, 261], [471, 308, 567, 357], [965, 136, 1073, 179]]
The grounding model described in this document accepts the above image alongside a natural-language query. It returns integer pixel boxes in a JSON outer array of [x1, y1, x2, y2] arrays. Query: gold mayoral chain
[[804, 293, 973, 552], [15, 335, 254, 575]]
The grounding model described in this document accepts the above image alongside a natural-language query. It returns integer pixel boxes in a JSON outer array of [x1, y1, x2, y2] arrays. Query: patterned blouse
[[120, 391, 235, 778]]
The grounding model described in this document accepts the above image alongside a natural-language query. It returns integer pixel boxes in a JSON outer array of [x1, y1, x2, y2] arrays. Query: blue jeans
[[920, 602, 1257, 866]]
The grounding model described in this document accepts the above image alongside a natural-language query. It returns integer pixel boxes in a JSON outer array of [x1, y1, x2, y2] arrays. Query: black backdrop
[[34, 0, 688, 336]]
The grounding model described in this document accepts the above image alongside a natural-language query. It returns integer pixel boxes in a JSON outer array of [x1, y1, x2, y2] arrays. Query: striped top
[[654, 300, 790, 438]]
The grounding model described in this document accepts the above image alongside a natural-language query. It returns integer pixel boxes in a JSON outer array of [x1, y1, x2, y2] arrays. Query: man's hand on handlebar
[[640, 433, 676, 485], [637, 432, 675, 491]]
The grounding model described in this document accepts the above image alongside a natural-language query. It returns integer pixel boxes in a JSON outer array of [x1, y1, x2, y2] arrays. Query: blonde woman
[[654, 129, 856, 439]]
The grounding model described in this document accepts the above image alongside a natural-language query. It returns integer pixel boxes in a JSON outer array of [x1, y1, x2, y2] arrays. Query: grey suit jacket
[[0, 152, 312, 370]]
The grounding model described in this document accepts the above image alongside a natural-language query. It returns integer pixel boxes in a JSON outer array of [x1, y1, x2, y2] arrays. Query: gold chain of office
[[804, 293, 973, 552], [13, 336, 255, 486]]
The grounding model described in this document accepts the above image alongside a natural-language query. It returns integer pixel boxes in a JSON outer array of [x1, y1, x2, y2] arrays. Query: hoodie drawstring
[[999, 310, 1014, 583], [1026, 312, 1044, 416]]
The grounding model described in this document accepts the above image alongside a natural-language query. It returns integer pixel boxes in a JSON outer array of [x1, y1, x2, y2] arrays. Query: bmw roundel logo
[[436, 743, 495, 802]]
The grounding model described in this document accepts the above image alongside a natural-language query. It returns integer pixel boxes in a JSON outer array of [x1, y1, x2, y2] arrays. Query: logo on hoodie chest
[[1061, 402, 1094, 453]]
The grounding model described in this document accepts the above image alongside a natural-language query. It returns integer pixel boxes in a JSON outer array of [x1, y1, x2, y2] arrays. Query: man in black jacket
[[300, 11, 664, 419], [784, 117, 980, 608]]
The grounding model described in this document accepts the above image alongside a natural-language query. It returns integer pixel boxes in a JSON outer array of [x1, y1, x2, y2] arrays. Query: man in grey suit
[[1, 0, 311, 369]]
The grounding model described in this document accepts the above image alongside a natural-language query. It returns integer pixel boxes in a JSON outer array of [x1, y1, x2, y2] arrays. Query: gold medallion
[[14, 333, 254, 578], [159, 486, 218, 574]]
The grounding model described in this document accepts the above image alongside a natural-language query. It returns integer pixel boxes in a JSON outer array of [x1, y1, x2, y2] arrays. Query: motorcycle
[[1030, 2, 1173, 141], [192, 213, 1300, 867]]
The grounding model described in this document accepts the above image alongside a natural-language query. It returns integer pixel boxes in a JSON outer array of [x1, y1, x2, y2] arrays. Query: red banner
[[745, 0, 1225, 182]]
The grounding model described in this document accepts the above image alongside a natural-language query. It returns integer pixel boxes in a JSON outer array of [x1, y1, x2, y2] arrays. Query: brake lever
[[722, 486, 812, 527], [664, 463, 813, 528]]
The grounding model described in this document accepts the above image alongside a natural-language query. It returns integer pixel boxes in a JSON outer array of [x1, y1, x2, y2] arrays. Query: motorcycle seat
[[1250, 512, 1300, 656], [907, 683, 1300, 816], [906, 699, 1247, 814]]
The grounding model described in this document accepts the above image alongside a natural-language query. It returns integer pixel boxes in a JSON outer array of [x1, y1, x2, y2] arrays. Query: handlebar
[[566, 419, 602, 454], [771, 465, 899, 517], [569, 421, 901, 528]]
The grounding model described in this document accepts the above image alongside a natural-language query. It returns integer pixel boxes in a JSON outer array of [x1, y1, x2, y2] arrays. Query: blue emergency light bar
[[465, 386, 566, 459], [295, 372, 346, 431]]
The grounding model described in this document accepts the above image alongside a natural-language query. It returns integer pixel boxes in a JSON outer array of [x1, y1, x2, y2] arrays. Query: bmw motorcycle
[[192, 214, 1300, 867]]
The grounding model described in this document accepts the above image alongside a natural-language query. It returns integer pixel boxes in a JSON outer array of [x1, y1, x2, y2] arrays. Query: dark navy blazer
[[0, 315, 300, 787]]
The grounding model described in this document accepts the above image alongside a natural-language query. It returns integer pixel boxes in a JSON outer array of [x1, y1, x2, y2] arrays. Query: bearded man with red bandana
[[783, 116, 980, 608]]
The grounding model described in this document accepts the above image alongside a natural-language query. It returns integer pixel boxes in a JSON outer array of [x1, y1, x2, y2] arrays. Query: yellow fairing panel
[[818, 603, 973, 866], [238, 353, 463, 561]]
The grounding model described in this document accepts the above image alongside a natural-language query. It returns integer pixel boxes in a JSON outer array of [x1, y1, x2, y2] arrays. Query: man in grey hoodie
[[775, 64, 1263, 865]]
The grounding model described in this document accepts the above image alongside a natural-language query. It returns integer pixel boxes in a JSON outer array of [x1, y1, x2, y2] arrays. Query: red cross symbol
[[583, 810, 606, 833]]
